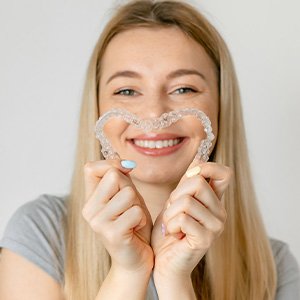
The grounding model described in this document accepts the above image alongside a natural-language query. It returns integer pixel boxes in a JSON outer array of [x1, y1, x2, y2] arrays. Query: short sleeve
[[0, 194, 67, 284], [271, 239, 300, 299]]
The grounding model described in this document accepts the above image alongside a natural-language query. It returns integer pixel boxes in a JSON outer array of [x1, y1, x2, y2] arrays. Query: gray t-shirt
[[0, 194, 299, 299]]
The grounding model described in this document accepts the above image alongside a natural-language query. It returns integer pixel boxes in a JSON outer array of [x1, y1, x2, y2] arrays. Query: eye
[[114, 89, 138, 96], [173, 87, 197, 95]]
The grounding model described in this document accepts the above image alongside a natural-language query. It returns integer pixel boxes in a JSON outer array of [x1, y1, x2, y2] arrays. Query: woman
[[0, 1, 299, 299]]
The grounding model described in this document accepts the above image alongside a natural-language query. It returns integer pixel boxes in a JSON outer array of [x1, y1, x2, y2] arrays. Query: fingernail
[[121, 160, 137, 169], [161, 223, 166, 236], [186, 166, 201, 178]]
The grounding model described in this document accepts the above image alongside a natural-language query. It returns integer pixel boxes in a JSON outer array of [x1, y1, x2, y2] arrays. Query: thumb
[[179, 157, 203, 184]]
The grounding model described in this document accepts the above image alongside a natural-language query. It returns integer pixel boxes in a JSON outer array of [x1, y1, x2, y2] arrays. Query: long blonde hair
[[64, 1, 277, 299]]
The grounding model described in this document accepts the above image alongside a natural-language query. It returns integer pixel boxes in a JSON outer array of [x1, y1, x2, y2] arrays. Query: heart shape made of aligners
[[95, 107, 215, 162]]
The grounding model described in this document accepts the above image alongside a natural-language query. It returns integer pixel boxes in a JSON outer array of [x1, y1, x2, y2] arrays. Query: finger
[[101, 186, 138, 220], [83, 159, 135, 199], [178, 157, 201, 185], [163, 196, 225, 234], [161, 157, 202, 213], [93, 170, 149, 221], [170, 176, 226, 221], [159, 157, 200, 232], [198, 162, 233, 200], [180, 162, 233, 200], [91, 167, 133, 204], [82, 168, 134, 220], [166, 213, 209, 248], [114, 205, 146, 234]]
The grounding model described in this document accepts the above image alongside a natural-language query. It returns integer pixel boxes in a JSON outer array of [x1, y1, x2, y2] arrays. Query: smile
[[133, 138, 182, 149], [128, 135, 187, 156]]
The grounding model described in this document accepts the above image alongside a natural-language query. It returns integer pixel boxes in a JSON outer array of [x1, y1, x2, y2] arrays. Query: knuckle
[[84, 161, 94, 175], [169, 190, 177, 202], [225, 166, 234, 182], [182, 197, 192, 211], [212, 219, 224, 235], [82, 203, 97, 221], [220, 207, 227, 222], [194, 176, 206, 194], [119, 187, 136, 207], [197, 175, 207, 186], [81, 206, 89, 220], [122, 185, 136, 199], [89, 217, 102, 233], [130, 205, 143, 217], [106, 168, 121, 182], [178, 212, 188, 223]]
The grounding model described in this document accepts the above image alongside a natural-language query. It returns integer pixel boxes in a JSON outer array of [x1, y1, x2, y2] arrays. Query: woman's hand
[[82, 159, 153, 274], [151, 161, 232, 281]]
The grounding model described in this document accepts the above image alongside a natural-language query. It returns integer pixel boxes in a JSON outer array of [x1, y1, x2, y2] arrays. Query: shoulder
[[0, 193, 68, 284], [270, 238, 300, 280], [270, 238, 300, 299], [15, 193, 67, 219], [2, 193, 67, 245]]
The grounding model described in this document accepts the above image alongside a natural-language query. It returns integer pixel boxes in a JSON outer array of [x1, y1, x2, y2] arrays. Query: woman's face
[[99, 26, 219, 185]]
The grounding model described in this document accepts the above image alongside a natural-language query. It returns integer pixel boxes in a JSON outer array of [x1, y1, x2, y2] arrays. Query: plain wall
[[0, 0, 299, 264]]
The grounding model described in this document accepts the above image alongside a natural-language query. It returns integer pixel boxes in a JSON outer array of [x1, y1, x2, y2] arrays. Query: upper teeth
[[133, 139, 180, 149]]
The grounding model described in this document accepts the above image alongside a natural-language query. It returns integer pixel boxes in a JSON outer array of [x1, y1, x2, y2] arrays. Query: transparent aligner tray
[[95, 108, 214, 162]]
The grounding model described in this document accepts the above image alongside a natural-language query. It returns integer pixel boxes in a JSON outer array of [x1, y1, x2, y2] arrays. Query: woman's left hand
[[151, 161, 233, 280]]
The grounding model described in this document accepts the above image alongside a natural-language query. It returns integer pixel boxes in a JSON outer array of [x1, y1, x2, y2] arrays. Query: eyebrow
[[167, 69, 206, 81], [106, 71, 142, 85], [106, 68, 206, 85]]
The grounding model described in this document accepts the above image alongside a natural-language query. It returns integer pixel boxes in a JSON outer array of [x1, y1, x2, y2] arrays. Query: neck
[[132, 178, 177, 222]]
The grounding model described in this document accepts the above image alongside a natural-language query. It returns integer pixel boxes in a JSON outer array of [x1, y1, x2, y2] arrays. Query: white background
[[0, 0, 299, 263]]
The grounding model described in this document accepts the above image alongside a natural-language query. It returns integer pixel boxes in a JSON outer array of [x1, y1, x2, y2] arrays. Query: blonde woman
[[0, 1, 299, 299]]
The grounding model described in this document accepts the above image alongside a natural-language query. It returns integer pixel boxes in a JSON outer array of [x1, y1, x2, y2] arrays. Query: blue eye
[[174, 87, 196, 94], [114, 89, 137, 96]]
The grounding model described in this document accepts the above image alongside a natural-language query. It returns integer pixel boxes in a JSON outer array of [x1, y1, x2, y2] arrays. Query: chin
[[130, 164, 186, 185]]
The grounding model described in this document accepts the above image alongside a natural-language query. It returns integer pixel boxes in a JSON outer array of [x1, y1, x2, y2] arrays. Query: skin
[[0, 27, 232, 300]]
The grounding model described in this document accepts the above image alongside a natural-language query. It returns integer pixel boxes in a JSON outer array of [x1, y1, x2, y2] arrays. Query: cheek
[[99, 99, 114, 114], [185, 119, 206, 141], [209, 113, 218, 141], [188, 98, 219, 139], [103, 119, 128, 144], [184, 112, 217, 140]]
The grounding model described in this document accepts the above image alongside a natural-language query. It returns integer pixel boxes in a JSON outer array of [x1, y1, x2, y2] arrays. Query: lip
[[127, 133, 188, 156]]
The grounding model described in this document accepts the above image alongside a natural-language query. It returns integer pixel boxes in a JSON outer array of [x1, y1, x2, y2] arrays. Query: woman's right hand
[[82, 159, 153, 274]]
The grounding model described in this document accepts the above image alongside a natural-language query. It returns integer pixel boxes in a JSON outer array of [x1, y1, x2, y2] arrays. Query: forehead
[[100, 26, 217, 79]]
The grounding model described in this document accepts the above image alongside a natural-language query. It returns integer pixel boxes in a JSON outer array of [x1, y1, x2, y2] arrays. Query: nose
[[136, 94, 171, 119]]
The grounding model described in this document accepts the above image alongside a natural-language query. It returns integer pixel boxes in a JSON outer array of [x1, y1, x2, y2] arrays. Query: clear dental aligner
[[95, 108, 215, 162]]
